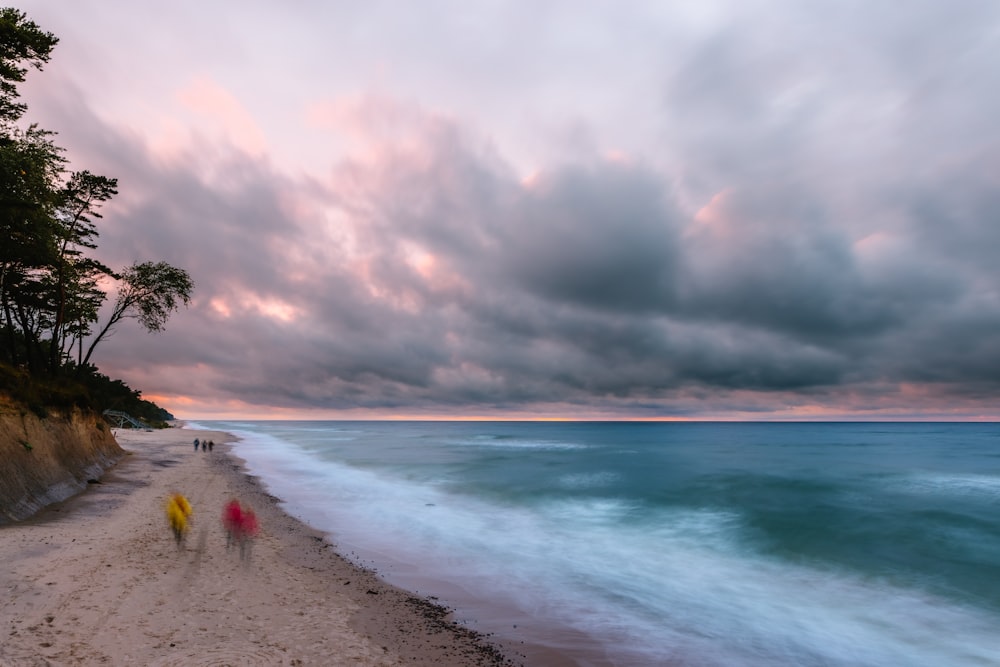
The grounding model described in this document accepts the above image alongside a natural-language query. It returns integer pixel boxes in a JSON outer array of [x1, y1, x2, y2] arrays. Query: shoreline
[[195, 422, 619, 667], [0, 426, 526, 665]]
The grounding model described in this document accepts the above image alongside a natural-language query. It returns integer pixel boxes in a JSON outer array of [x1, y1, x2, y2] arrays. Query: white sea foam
[[895, 472, 1000, 498], [556, 471, 621, 489], [216, 422, 1000, 667], [452, 436, 588, 451]]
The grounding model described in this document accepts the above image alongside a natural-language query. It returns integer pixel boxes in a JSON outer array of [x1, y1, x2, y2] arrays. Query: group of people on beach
[[164, 493, 259, 560], [166, 437, 259, 558], [192, 438, 214, 452]]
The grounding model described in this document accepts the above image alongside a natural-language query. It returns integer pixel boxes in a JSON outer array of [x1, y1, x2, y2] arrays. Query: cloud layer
[[15, 0, 1000, 418]]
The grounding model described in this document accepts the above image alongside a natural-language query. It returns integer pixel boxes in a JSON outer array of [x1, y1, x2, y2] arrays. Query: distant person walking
[[166, 493, 193, 548], [208, 440, 214, 452], [193, 438, 200, 452]]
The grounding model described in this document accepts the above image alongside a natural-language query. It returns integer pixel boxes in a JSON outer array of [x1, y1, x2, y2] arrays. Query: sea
[[186, 420, 1000, 666]]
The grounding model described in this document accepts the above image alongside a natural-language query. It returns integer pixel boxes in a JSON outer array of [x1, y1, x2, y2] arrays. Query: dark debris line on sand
[[400, 594, 522, 667]]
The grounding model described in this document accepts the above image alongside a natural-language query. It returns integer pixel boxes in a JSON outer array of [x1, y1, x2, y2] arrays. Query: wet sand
[[0, 427, 522, 666]]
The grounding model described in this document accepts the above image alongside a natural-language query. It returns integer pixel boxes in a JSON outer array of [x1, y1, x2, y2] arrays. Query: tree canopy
[[0, 8, 57, 125], [0, 8, 193, 416]]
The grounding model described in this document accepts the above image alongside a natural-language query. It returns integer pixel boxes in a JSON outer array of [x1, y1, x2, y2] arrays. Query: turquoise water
[[191, 421, 1000, 666]]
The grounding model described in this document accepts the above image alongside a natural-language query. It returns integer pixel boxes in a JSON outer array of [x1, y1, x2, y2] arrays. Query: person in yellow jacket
[[166, 493, 193, 547]]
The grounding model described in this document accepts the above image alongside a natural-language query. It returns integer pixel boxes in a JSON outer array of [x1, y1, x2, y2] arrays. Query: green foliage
[[0, 359, 174, 425], [0, 7, 190, 424], [0, 360, 88, 411], [75, 364, 174, 424], [0, 8, 57, 125], [81, 261, 194, 368]]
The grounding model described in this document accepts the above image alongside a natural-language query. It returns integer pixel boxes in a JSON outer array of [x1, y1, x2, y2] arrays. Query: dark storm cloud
[[676, 187, 962, 346], [500, 165, 681, 313], [53, 100, 1000, 414], [17, 0, 1000, 417]]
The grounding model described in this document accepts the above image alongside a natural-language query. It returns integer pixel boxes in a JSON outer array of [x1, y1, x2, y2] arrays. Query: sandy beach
[[0, 427, 519, 666]]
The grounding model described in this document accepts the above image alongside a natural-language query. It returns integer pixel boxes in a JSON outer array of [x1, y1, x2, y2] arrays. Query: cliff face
[[0, 397, 125, 523]]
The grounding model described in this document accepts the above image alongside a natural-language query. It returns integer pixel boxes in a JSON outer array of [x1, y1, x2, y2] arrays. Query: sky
[[11, 0, 1000, 420]]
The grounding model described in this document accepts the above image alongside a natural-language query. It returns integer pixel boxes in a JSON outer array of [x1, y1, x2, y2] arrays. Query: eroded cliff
[[0, 397, 125, 523]]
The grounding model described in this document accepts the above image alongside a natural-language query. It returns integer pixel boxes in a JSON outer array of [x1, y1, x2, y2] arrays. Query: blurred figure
[[166, 493, 193, 547], [222, 499, 259, 561], [223, 498, 242, 549], [193, 438, 200, 452], [239, 507, 259, 562]]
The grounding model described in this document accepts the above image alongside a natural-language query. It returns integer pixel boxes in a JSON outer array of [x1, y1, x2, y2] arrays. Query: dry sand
[[0, 427, 520, 666]]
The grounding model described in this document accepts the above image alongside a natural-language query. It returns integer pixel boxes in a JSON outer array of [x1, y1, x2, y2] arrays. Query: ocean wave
[[452, 436, 587, 451], [556, 471, 621, 490], [894, 473, 1000, 498]]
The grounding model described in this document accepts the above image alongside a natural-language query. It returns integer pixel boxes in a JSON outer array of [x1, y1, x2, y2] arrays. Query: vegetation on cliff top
[[0, 8, 190, 425], [0, 361, 173, 426]]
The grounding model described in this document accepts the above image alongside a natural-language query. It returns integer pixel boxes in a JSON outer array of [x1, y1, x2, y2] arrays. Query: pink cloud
[[175, 76, 268, 156]]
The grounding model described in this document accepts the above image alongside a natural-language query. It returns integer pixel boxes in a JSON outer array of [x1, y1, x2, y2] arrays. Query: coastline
[[0, 426, 522, 666]]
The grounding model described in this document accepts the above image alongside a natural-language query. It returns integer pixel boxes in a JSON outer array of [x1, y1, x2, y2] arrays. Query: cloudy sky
[[13, 0, 1000, 419]]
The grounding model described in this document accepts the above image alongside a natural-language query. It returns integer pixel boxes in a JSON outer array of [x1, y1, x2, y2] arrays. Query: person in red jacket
[[238, 507, 259, 562], [222, 499, 259, 561], [222, 498, 243, 549]]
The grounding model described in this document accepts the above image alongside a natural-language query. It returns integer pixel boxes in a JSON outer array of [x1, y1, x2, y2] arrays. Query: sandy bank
[[0, 427, 518, 666]]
